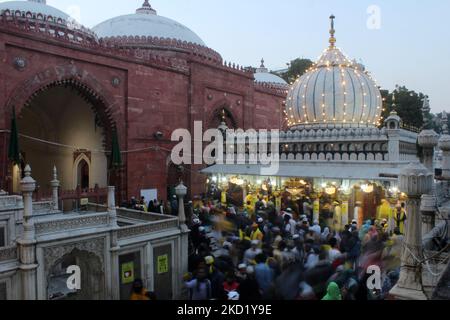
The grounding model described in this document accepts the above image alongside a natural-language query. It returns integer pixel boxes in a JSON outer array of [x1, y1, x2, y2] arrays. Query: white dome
[[285, 16, 382, 129], [0, 0, 69, 21], [92, 1, 205, 46], [254, 59, 287, 85]]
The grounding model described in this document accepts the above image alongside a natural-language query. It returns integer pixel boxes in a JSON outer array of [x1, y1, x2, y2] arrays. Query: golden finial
[[329, 14, 336, 48]]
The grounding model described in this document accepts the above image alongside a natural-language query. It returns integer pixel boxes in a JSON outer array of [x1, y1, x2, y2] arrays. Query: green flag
[[111, 128, 122, 168], [8, 107, 20, 165]]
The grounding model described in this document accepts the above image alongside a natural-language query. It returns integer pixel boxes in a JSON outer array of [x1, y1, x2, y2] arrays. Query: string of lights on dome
[[283, 15, 385, 129]]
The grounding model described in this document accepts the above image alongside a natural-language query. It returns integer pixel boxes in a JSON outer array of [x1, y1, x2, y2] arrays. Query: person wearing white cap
[[310, 220, 321, 236], [236, 263, 248, 282], [243, 240, 262, 264]]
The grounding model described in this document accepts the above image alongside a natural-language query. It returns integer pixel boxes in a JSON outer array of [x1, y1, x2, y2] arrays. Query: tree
[[380, 86, 425, 129], [281, 58, 314, 84], [430, 112, 450, 134]]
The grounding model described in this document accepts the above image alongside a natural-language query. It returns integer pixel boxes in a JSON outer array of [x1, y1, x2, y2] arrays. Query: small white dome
[[0, 0, 69, 21], [254, 59, 287, 85], [285, 16, 382, 129], [93, 1, 205, 46]]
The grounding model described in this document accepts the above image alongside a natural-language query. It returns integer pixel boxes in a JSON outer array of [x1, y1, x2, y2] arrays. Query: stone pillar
[[418, 130, 439, 235], [108, 186, 118, 228], [175, 182, 189, 299], [50, 166, 60, 211], [390, 162, 433, 300], [418, 130, 439, 173], [420, 194, 437, 237], [438, 134, 450, 179], [18, 165, 38, 300], [107, 186, 120, 299]]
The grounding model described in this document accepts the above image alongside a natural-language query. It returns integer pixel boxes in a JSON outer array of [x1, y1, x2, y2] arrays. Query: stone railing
[[32, 201, 56, 215], [279, 127, 388, 142], [116, 207, 172, 222], [100, 36, 222, 63], [0, 195, 23, 211], [254, 81, 288, 97], [117, 218, 179, 239], [0, 11, 97, 44], [0, 245, 18, 262], [0, 14, 190, 75], [34, 213, 109, 235], [279, 151, 388, 162]]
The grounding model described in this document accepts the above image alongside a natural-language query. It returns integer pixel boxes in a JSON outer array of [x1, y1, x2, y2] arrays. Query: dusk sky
[[19, 0, 450, 113]]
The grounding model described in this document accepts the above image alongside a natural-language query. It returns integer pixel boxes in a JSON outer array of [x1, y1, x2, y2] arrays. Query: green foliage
[[281, 58, 314, 84], [380, 86, 425, 129]]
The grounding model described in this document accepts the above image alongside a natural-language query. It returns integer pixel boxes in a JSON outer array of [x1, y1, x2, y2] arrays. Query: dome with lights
[[93, 1, 205, 46], [285, 15, 382, 129], [254, 59, 288, 86]]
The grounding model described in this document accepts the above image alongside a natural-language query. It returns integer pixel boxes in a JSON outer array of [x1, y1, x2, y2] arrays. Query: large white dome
[[285, 16, 382, 129], [92, 1, 205, 46], [0, 0, 69, 21]]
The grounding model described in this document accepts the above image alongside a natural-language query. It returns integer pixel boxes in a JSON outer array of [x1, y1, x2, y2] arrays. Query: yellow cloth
[[377, 201, 391, 221], [251, 228, 264, 242]]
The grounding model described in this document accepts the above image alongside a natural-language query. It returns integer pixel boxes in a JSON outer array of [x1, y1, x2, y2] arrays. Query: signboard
[[80, 198, 89, 206], [157, 255, 169, 274], [121, 262, 135, 284]]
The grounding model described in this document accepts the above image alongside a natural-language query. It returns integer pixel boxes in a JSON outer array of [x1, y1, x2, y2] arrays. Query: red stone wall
[[0, 28, 286, 201]]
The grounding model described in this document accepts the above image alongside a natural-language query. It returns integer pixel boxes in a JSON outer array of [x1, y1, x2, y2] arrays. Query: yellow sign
[[157, 255, 169, 274], [80, 198, 89, 206], [121, 262, 134, 284]]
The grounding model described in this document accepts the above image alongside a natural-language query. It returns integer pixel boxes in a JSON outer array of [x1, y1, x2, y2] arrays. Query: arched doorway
[[77, 159, 89, 190], [47, 249, 105, 300], [13, 80, 112, 194]]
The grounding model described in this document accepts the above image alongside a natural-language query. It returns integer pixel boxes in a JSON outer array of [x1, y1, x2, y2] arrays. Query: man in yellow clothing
[[394, 203, 407, 235], [250, 223, 264, 242]]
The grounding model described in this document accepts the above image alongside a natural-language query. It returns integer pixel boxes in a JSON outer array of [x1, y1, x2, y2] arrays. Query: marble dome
[[254, 59, 288, 86], [0, 0, 70, 22], [285, 16, 382, 129], [92, 1, 206, 46]]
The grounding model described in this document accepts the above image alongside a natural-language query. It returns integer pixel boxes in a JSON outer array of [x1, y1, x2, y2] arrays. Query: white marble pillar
[[18, 165, 38, 300], [420, 194, 436, 237], [439, 135, 450, 179], [50, 166, 60, 211], [390, 162, 433, 300], [418, 130, 439, 235], [108, 186, 118, 228], [175, 182, 189, 299]]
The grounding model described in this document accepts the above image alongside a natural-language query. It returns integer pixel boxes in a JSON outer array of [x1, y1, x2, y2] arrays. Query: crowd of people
[[183, 193, 406, 301]]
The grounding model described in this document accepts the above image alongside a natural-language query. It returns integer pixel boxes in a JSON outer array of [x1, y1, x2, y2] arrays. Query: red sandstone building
[[0, 0, 287, 202]]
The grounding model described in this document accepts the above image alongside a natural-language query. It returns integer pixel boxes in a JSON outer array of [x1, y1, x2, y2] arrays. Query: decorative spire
[[391, 91, 397, 110], [421, 95, 431, 129], [136, 0, 157, 15], [329, 14, 336, 48], [256, 58, 268, 73]]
